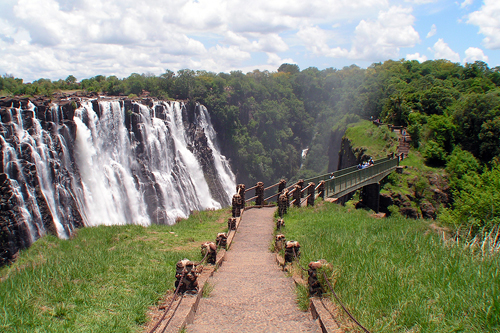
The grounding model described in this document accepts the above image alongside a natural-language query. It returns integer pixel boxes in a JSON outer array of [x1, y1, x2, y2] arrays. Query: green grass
[[283, 202, 500, 332], [0, 209, 230, 332], [345, 120, 399, 159]]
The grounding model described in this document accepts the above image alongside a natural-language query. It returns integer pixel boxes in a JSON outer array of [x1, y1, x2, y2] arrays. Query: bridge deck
[[186, 207, 320, 333]]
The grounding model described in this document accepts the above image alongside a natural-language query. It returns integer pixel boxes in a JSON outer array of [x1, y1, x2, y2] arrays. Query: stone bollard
[[175, 259, 203, 295], [216, 232, 228, 249], [201, 241, 217, 265], [317, 180, 325, 199], [284, 240, 300, 263], [307, 182, 315, 206], [227, 217, 237, 230], [278, 179, 287, 193], [278, 189, 289, 217], [293, 184, 301, 207], [276, 218, 285, 230], [255, 181, 264, 205], [237, 184, 246, 207], [297, 179, 304, 198], [308, 261, 324, 296], [232, 194, 242, 217], [275, 234, 286, 251]]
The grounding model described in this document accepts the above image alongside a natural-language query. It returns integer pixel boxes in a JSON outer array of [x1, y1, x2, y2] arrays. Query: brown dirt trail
[[186, 207, 320, 332]]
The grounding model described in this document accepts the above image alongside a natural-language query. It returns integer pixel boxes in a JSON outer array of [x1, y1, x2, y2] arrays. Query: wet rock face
[[0, 96, 234, 267], [0, 96, 84, 266]]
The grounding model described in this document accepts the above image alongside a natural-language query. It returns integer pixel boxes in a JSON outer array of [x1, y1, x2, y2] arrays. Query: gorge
[[0, 96, 236, 266]]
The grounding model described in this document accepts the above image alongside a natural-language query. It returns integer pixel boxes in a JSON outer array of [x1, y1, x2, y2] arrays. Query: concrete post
[[293, 185, 301, 207], [307, 182, 315, 206], [255, 181, 264, 205]]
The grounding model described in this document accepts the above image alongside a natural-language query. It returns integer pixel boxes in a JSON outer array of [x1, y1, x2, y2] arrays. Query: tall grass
[[283, 202, 500, 332], [0, 209, 229, 332]]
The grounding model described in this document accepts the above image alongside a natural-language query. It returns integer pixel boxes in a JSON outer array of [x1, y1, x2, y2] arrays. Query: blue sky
[[0, 0, 498, 82]]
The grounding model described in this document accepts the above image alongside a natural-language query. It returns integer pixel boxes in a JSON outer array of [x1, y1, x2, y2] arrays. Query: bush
[[423, 140, 446, 166]]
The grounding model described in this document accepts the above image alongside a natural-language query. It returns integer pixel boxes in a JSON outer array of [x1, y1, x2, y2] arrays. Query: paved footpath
[[186, 207, 320, 332]]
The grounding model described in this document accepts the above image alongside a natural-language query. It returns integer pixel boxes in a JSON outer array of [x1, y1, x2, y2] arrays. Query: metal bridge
[[232, 155, 400, 215], [304, 156, 399, 199]]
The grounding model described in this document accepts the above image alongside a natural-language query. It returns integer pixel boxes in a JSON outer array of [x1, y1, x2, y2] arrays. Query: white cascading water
[[1, 98, 236, 253], [197, 104, 237, 199], [74, 100, 151, 227], [72, 99, 234, 226]]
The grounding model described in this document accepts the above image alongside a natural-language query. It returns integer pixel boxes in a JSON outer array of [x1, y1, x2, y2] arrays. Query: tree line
[[2, 59, 500, 232]]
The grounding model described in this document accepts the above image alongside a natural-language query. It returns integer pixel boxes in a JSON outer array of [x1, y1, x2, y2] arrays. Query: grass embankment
[[282, 202, 500, 332], [344, 120, 399, 160], [0, 209, 230, 332]]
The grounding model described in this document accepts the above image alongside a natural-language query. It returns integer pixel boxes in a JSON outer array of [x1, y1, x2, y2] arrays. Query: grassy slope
[[344, 120, 399, 160], [0, 209, 230, 332], [283, 202, 500, 332]]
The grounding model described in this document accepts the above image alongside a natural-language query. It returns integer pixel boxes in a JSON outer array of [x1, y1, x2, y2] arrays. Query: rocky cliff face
[[0, 96, 235, 266], [336, 136, 370, 170]]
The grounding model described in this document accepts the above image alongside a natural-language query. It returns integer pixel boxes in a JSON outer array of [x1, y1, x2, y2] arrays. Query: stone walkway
[[186, 207, 320, 332]]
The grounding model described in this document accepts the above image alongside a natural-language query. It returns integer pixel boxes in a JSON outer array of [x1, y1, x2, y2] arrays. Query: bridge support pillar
[[361, 183, 380, 213]]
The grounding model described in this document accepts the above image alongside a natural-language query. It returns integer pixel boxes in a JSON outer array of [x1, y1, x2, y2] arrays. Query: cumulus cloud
[[297, 25, 348, 57], [426, 24, 437, 38], [429, 38, 460, 62], [468, 0, 500, 49], [349, 6, 420, 60], [297, 6, 420, 61], [406, 52, 428, 62], [0, 0, 493, 82], [463, 47, 488, 63]]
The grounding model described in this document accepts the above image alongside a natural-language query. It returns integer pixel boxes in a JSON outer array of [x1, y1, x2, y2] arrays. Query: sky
[[0, 0, 499, 82]]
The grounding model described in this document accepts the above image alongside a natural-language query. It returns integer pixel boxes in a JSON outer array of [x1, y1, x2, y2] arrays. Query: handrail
[[232, 156, 399, 211]]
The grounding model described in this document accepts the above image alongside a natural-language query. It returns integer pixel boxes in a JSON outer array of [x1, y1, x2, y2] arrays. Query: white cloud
[[406, 52, 428, 62], [463, 47, 488, 63], [468, 0, 500, 49], [426, 24, 437, 38], [349, 6, 420, 60], [429, 38, 460, 62], [266, 52, 295, 67], [405, 0, 438, 3], [460, 0, 473, 8], [0, 0, 494, 82], [297, 6, 420, 61], [297, 25, 348, 57]]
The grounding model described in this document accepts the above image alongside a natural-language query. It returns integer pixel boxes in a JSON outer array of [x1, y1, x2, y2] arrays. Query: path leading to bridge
[[186, 207, 320, 332]]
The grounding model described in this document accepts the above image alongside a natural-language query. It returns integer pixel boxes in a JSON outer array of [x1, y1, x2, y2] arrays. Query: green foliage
[[446, 147, 480, 188], [423, 140, 447, 166], [441, 165, 500, 232], [285, 202, 500, 332]]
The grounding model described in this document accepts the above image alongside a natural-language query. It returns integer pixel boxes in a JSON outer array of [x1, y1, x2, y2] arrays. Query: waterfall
[[0, 97, 236, 265]]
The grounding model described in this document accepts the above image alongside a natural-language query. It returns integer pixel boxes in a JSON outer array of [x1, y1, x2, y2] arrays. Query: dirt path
[[186, 207, 320, 332]]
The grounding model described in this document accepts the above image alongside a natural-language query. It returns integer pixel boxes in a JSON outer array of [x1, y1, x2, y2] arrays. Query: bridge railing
[[231, 156, 399, 217], [304, 157, 398, 198]]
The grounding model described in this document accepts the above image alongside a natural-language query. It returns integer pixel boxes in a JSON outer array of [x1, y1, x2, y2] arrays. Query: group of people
[[357, 158, 374, 170]]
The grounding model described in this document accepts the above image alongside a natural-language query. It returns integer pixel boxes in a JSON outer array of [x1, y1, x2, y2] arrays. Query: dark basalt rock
[[420, 200, 437, 219]]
